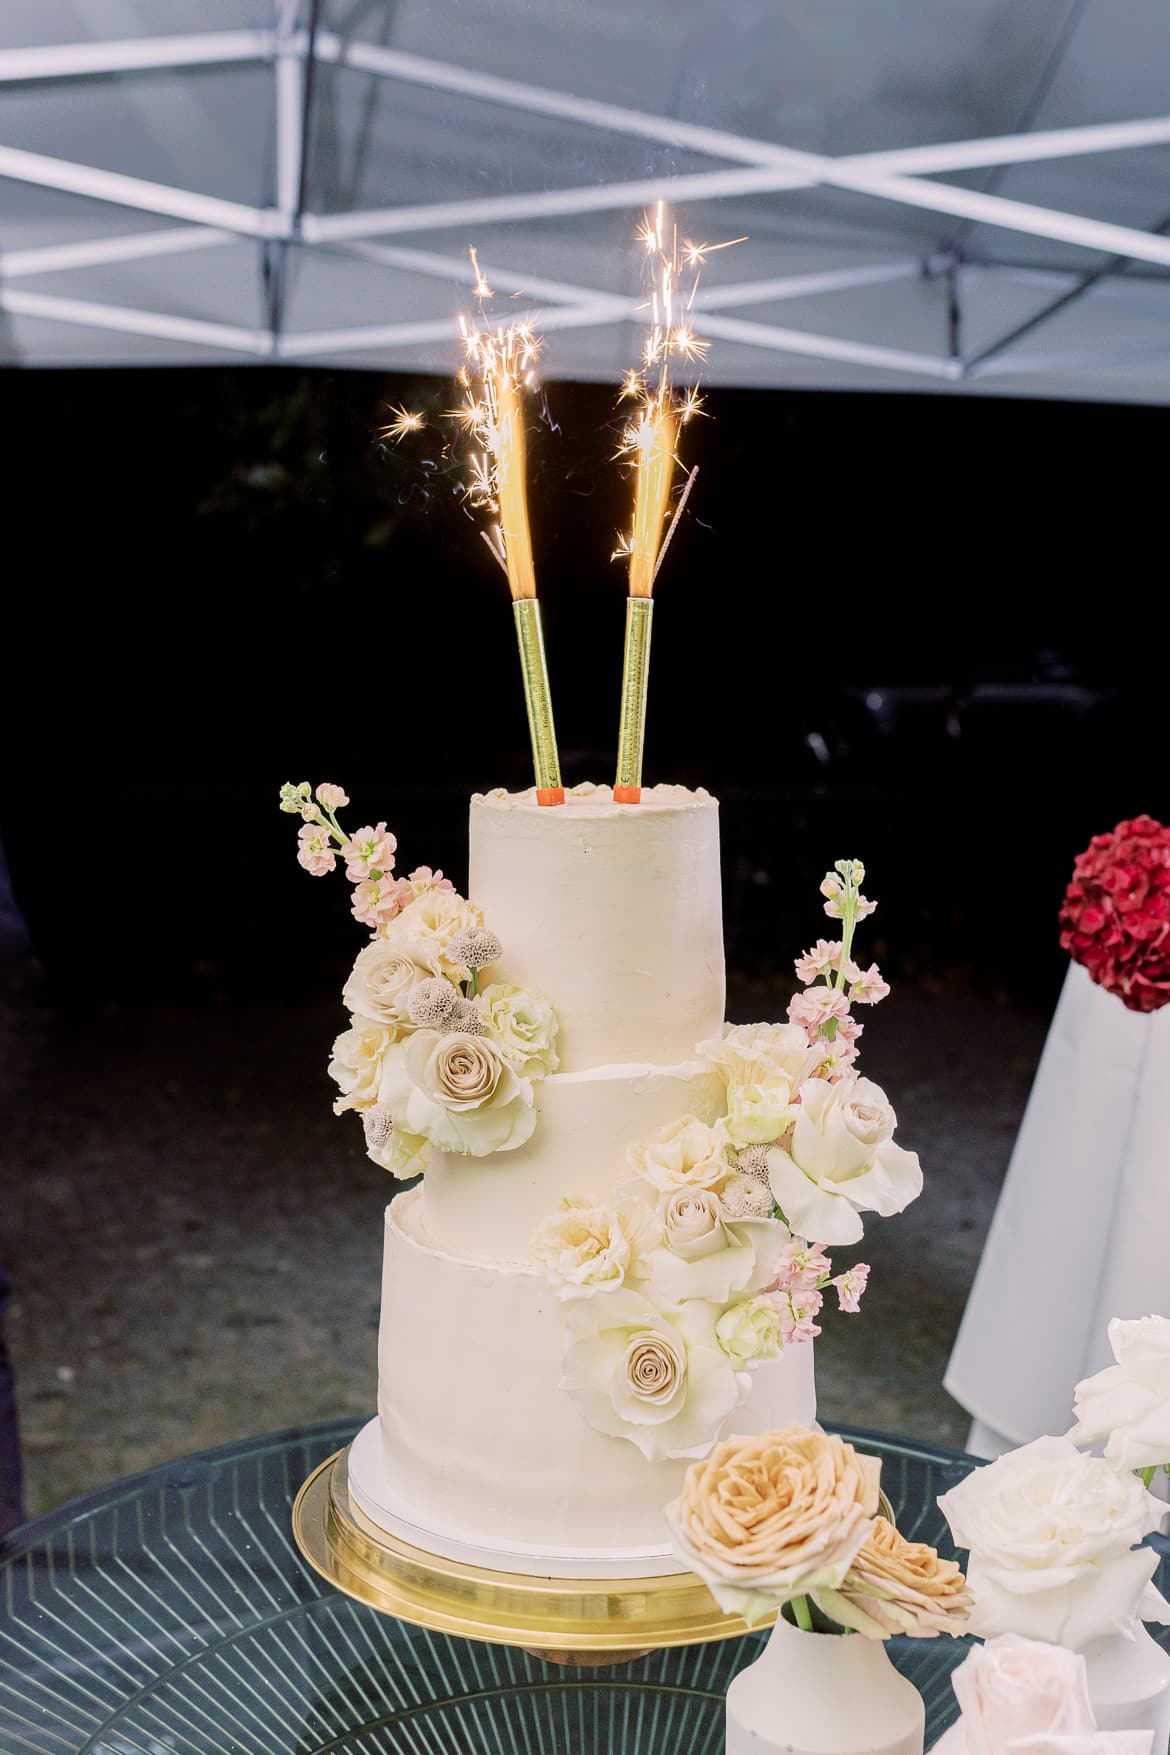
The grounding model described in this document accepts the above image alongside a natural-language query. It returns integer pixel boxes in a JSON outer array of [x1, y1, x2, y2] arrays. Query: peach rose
[[666, 1426, 881, 1624], [818, 1516, 972, 1639]]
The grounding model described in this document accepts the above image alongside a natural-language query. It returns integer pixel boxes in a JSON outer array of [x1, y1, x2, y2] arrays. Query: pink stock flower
[[351, 874, 409, 931], [854, 895, 877, 920], [776, 1287, 823, 1346], [406, 865, 456, 896], [794, 940, 844, 986], [771, 1239, 832, 1295], [816, 1036, 861, 1080], [787, 984, 851, 1039], [343, 822, 397, 883], [833, 1264, 871, 1314], [847, 961, 890, 1004], [296, 822, 336, 876], [316, 783, 349, 811]]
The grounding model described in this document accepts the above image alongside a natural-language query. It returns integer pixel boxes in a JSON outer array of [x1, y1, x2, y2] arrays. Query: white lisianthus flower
[[766, 1076, 922, 1245], [698, 1021, 822, 1091], [629, 1115, 734, 1197], [381, 889, 484, 980], [938, 1435, 1170, 1650], [377, 1028, 535, 1156], [724, 1078, 799, 1146], [716, 1296, 784, 1365], [328, 1016, 392, 1113], [560, 1290, 747, 1462], [477, 982, 560, 1078], [363, 1118, 431, 1181], [1069, 1316, 1170, 1474], [531, 1196, 660, 1300], [342, 940, 431, 1033]]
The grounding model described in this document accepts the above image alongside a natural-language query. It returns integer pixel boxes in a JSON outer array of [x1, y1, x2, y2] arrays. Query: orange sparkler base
[[613, 786, 642, 805], [536, 787, 565, 807]]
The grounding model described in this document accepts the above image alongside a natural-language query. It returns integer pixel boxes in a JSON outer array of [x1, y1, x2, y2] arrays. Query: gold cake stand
[[292, 1445, 765, 1663]]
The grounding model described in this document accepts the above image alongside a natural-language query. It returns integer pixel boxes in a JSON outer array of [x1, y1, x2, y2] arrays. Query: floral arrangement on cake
[[666, 1426, 971, 1636], [532, 858, 924, 1460], [1059, 815, 1170, 1013], [279, 780, 559, 1177]]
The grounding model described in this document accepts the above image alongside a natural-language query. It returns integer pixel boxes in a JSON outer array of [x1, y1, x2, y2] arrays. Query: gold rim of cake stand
[[292, 1446, 765, 1656]]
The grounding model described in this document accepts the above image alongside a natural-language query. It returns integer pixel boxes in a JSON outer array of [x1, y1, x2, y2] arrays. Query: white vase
[[725, 1611, 925, 1755], [1081, 1624, 1170, 1753]]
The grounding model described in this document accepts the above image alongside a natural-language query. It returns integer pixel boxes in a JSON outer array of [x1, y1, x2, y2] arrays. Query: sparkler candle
[[457, 268, 563, 805], [613, 206, 734, 804]]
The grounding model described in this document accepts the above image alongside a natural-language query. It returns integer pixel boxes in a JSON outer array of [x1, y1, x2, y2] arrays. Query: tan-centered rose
[[377, 1027, 535, 1156], [342, 940, 430, 1032], [818, 1516, 973, 1639], [666, 1426, 881, 1623], [629, 1116, 734, 1196], [767, 1075, 922, 1246]]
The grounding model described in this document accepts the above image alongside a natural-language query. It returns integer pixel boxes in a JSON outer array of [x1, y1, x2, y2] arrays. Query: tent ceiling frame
[[1, 24, 1168, 382]]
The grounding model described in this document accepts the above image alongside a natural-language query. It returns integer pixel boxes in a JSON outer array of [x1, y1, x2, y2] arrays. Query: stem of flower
[[1142, 1465, 1156, 1490], [790, 1593, 814, 1632]]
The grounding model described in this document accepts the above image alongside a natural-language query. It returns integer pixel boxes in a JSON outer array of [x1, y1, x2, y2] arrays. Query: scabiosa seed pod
[[448, 927, 504, 971], [734, 1145, 773, 1184], [446, 997, 485, 1035], [720, 1174, 775, 1220], [407, 977, 460, 1027], [362, 1106, 394, 1150]]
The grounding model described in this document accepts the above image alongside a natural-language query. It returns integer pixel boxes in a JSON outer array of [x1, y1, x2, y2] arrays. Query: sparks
[[380, 403, 425, 443]]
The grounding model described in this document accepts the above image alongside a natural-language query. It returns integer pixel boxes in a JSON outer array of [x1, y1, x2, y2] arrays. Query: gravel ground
[[2, 954, 1048, 1518]]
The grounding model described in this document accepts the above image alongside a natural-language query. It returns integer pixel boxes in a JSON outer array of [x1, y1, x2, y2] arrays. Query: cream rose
[[328, 1016, 392, 1113], [363, 1113, 431, 1181], [817, 1515, 972, 1639], [629, 1116, 734, 1197], [938, 1435, 1170, 1649], [636, 1190, 789, 1305], [561, 1291, 746, 1462], [724, 1079, 799, 1147], [767, 1076, 921, 1245], [716, 1296, 784, 1366], [531, 1196, 660, 1299], [1069, 1315, 1170, 1474], [937, 1634, 1099, 1755], [698, 1021, 822, 1090], [381, 889, 484, 980], [342, 940, 430, 1032], [477, 982, 560, 1078], [666, 1427, 881, 1624], [377, 1028, 535, 1156]]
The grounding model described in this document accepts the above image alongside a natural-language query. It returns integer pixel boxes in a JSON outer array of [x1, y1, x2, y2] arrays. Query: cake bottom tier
[[368, 1189, 817, 1578]]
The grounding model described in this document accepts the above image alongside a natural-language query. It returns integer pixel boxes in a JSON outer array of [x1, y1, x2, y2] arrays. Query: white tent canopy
[[3, 0, 1170, 400]]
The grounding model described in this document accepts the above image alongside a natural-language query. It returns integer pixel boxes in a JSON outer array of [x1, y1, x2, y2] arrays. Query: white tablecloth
[[945, 961, 1170, 1455]]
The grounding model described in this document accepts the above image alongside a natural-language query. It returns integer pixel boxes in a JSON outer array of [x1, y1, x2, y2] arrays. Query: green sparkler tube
[[614, 595, 654, 804], [512, 597, 564, 805]]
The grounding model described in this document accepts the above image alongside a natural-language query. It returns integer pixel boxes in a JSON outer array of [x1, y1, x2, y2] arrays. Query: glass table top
[[0, 1418, 1158, 1755]]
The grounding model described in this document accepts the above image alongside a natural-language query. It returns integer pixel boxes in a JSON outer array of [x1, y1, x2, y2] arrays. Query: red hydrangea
[[1059, 815, 1170, 1013]]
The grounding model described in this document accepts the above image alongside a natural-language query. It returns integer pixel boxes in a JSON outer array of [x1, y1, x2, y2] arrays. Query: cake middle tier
[[421, 1058, 725, 1260]]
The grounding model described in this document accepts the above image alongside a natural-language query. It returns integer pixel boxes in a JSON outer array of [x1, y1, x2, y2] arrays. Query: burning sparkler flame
[[380, 403, 425, 444]]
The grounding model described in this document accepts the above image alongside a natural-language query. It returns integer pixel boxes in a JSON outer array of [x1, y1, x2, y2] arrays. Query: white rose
[[377, 1028, 536, 1156], [698, 1021, 822, 1090], [381, 890, 484, 980], [636, 1191, 789, 1304], [716, 1296, 784, 1365], [725, 1078, 799, 1146], [363, 1115, 431, 1181], [766, 1076, 921, 1245], [342, 941, 429, 1032], [328, 1016, 392, 1113], [938, 1435, 1170, 1649], [531, 1196, 660, 1300], [478, 982, 560, 1078], [629, 1115, 734, 1196], [560, 1290, 747, 1462], [1069, 1315, 1170, 1474], [939, 1634, 1098, 1755]]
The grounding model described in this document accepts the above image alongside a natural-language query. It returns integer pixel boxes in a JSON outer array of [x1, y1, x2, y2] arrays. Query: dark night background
[[2, 368, 1164, 1009], [2, 366, 1167, 1517]]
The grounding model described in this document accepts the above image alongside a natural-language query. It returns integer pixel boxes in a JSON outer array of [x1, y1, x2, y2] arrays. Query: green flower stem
[[1142, 1465, 1157, 1489], [470, 969, 479, 998], [835, 891, 859, 991], [790, 1593, 814, 1632]]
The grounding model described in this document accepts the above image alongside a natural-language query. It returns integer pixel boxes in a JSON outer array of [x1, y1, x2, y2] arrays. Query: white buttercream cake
[[348, 784, 818, 1578]]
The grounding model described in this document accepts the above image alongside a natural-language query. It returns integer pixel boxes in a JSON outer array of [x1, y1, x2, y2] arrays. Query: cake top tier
[[468, 782, 725, 1072]]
